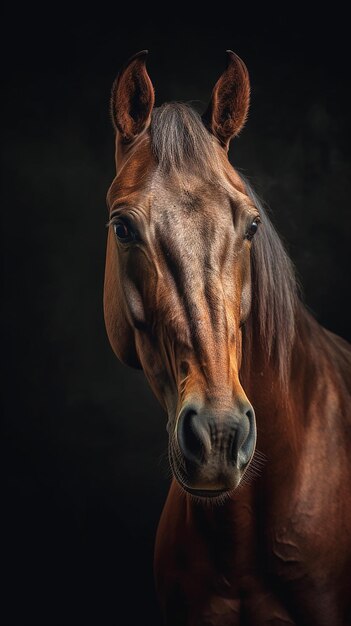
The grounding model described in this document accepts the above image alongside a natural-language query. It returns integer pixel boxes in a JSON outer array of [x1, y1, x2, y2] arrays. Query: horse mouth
[[181, 486, 230, 498], [169, 445, 237, 500]]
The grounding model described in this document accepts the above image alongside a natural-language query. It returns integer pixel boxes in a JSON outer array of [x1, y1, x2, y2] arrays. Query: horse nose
[[176, 402, 256, 470]]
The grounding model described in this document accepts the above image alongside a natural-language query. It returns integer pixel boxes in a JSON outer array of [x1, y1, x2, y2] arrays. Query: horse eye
[[113, 219, 135, 242], [246, 218, 260, 241]]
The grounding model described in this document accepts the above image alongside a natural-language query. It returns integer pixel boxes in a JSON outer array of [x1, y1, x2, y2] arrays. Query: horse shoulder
[[262, 384, 351, 624]]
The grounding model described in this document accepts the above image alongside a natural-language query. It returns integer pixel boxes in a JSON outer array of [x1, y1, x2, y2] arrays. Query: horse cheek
[[103, 235, 141, 369]]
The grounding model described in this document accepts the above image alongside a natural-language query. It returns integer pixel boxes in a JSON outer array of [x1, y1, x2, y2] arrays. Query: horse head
[[104, 51, 259, 498]]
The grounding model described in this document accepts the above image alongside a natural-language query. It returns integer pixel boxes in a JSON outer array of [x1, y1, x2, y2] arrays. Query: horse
[[103, 50, 351, 625]]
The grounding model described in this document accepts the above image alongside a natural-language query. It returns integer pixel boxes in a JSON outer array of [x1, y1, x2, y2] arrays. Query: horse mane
[[241, 181, 298, 390], [150, 103, 299, 390]]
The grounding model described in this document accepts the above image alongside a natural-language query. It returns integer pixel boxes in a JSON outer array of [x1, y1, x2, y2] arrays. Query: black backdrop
[[2, 7, 351, 626]]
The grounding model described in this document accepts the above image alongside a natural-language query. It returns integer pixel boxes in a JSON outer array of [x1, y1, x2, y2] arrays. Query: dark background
[[2, 7, 350, 625]]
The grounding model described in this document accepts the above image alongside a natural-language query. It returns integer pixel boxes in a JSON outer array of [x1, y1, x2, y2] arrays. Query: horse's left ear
[[202, 51, 250, 150], [111, 50, 155, 142]]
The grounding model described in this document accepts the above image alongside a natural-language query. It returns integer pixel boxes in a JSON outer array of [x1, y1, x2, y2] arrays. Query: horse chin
[[169, 449, 242, 503]]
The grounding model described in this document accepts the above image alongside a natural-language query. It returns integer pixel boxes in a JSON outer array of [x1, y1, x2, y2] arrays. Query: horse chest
[[155, 482, 347, 625]]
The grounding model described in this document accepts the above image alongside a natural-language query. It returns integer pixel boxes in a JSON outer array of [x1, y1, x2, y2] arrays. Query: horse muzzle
[[169, 399, 257, 497]]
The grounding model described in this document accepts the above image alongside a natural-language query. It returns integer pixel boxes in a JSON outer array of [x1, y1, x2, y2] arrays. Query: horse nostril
[[236, 405, 256, 468], [246, 408, 254, 421], [177, 408, 209, 465], [229, 429, 240, 461]]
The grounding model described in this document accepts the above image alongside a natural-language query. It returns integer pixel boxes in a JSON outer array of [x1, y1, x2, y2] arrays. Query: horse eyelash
[[106, 218, 115, 228]]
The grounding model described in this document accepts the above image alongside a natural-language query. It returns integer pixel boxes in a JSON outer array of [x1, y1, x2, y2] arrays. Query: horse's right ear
[[111, 50, 155, 142]]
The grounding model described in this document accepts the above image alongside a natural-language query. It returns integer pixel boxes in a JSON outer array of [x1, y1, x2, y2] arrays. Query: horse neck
[[243, 303, 326, 458]]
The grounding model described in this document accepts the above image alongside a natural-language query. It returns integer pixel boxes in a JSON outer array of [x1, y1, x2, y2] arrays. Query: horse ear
[[202, 51, 250, 150], [111, 50, 155, 142]]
